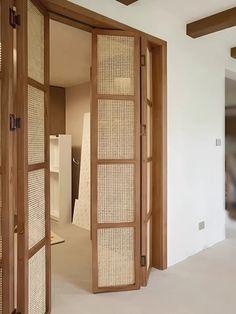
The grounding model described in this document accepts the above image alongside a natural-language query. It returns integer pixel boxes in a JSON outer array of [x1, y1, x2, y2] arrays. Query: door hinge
[[10, 114, 21, 131], [9, 8, 21, 28], [140, 124, 146, 136], [141, 255, 147, 267], [141, 54, 146, 67]]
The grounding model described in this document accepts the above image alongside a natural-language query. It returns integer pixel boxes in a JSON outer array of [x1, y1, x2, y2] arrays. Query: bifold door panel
[[0, 1, 15, 313], [141, 38, 153, 286], [16, 0, 50, 313], [91, 30, 141, 292]]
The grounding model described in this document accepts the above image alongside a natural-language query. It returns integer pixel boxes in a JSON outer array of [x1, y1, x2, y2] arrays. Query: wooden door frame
[[1, 1, 15, 313], [39, 0, 167, 271], [16, 0, 51, 313]]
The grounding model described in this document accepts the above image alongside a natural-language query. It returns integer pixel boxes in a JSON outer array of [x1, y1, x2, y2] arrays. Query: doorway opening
[[49, 18, 92, 298], [10, 1, 167, 312]]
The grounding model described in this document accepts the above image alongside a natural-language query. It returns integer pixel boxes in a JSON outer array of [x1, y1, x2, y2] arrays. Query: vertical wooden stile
[[16, 0, 50, 313]]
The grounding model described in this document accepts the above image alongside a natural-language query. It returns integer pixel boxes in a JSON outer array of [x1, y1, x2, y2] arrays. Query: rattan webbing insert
[[98, 99, 135, 160], [97, 35, 135, 95], [28, 85, 45, 165], [29, 246, 46, 314], [28, 0, 44, 84], [97, 164, 134, 223], [28, 169, 45, 249], [97, 227, 135, 287]]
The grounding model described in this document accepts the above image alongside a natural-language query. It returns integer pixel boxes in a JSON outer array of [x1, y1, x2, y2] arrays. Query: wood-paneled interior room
[[49, 19, 92, 293]]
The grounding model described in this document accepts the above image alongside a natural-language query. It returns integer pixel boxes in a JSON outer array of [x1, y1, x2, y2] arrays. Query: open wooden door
[[0, 1, 15, 313], [91, 30, 141, 292], [16, 0, 50, 313], [141, 38, 153, 286]]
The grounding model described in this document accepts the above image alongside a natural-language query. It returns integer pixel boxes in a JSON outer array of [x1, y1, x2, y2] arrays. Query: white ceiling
[[50, 20, 91, 88]]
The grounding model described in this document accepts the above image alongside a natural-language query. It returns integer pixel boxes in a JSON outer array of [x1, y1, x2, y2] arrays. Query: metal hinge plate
[[141, 255, 147, 267], [141, 54, 146, 67], [9, 8, 21, 28], [10, 114, 21, 131]]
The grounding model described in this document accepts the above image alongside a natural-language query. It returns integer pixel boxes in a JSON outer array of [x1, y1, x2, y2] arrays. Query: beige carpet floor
[[51, 217, 236, 314]]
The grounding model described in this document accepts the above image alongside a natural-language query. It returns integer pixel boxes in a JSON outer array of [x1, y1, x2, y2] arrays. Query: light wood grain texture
[[152, 44, 167, 270], [187, 7, 236, 38], [1, 1, 15, 313]]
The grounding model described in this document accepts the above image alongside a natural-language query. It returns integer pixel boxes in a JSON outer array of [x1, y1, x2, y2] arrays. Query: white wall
[[68, 0, 228, 267]]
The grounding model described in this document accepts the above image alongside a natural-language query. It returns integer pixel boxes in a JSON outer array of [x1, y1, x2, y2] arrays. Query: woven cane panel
[[28, 0, 44, 84], [28, 169, 45, 249], [97, 35, 135, 95], [29, 246, 46, 314], [28, 85, 45, 165], [147, 104, 152, 159], [97, 227, 135, 287], [147, 219, 151, 270], [147, 161, 152, 214], [97, 164, 134, 223], [147, 48, 152, 101], [98, 100, 135, 160]]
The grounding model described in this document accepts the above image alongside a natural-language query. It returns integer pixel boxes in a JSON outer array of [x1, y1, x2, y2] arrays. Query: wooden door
[[141, 38, 153, 286], [0, 1, 15, 313], [91, 29, 141, 292], [16, 0, 50, 313]]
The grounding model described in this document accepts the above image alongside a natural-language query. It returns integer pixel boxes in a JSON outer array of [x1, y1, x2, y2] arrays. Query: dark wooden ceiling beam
[[231, 47, 236, 59], [116, 0, 138, 5], [187, 7, 236, 38]]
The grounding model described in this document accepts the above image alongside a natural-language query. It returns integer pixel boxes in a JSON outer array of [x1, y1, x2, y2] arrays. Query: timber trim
[[187, 6, 236, 38], [1, 1, 15, 313]]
